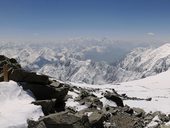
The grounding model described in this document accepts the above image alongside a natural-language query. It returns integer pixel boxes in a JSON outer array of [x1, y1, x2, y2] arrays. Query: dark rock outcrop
[[32, 100, 56, 115], [28, 120, 47, 128], [88, 110, 105, 128], [9, 69, 50, 85], [104, 91, 124, 107], [109, 112, 144, 128], [21, 82, 69, 100], [28, 111, 90, 128]]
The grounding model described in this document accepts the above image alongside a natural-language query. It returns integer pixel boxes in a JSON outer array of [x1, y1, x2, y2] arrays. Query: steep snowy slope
[[0, 81, 43, 128], [72, 69, 170, 114], [114, 43, 170, 82]]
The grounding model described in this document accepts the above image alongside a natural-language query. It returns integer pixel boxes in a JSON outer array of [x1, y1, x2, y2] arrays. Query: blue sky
[[0, 0, 170, 41]]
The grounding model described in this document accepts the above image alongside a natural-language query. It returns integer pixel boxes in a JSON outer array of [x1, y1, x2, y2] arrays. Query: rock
[[105, 107, 118, 116], [28, 120, 47, 128], [55, 87, 69, 100], [88, 110, 105, 128], [0, 73, 4, 81], [147, 122, 159, 128], [9, 58, 18, 64], [146, 115, 161, 128], [22, 83, 69, 100], [152, 111, 162, 117], [161, 125, 170, 128], [75, 89, 103, 109], [145, 114, 154, 121], [110, 113, 143, 128], [133, 107, 145, 117], [159, 113, 170, 122], [0, 55, 7, 61], [103, 121, 116, 128], [86, 96, 103, 109], [104, 92, 124, 107], [32, 100, 56, 115], [9, 69, 50, 85], [55, 98, 66, 112], [76, 95, 103, 109], [146, 97, 152, 101], [79, 90, 90, 99], [40, 111, 90, 128], [122, 105, 133, 115], [22, 83, 56, 100], [50, 81, 62, 88], [76, 108, 97, 117]]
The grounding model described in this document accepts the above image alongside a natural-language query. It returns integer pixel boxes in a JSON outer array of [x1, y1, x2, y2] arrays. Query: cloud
[[147, 32, 155, 36]]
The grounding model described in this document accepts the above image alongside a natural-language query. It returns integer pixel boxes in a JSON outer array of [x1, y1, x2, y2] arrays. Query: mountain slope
[[72, 69, 170, 114], [114, 43, 170, 82]]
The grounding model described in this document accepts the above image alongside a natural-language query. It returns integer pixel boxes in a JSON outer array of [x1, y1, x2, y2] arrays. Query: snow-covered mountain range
[[0, 39, 169, 84], [114, 43, 170, 82]]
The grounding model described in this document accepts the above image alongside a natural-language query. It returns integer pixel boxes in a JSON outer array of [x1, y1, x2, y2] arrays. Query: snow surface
[[0, 81, 44, 128], [71, 69, 170, 114]]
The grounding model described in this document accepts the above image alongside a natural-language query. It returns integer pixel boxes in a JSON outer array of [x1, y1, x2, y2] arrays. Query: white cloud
[[147, 32, 155, 36]]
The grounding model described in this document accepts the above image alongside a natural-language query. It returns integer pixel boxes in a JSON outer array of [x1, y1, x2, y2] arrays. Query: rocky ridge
[[1, 55, 170, 128]]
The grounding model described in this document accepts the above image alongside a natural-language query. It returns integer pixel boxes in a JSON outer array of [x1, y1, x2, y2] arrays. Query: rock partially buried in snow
[[32, 99, 56, 115], [104, 91, 124, 107]]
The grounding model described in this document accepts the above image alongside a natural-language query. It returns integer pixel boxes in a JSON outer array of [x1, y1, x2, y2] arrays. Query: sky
[[0, 0, 170, 42]]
